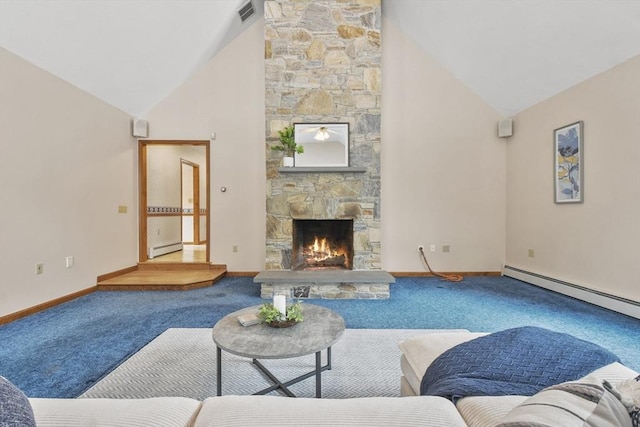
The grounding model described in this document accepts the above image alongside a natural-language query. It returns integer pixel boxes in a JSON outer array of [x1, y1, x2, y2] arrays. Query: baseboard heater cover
[[502, 265, 639, 320], [148, 242, 183, 259]]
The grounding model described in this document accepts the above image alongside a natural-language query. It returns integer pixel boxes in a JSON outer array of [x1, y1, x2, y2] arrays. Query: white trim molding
[[502, 265, 640, 320], [148, 242, 183, 259]]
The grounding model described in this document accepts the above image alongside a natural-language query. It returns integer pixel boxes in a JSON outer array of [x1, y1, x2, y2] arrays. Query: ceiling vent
[[238, 0, 255, 23]]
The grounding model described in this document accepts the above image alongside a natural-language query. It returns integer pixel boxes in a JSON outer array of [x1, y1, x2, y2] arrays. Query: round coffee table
[[212, 303, 345, 398]]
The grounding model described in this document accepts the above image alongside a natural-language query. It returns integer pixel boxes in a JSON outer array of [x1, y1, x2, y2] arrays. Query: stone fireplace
[[257, 0, 393, 299]]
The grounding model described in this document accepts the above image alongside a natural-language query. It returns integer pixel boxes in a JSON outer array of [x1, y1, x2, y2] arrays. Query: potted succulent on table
[[258, 300, 304, 328], [272, 125, 303, 167]]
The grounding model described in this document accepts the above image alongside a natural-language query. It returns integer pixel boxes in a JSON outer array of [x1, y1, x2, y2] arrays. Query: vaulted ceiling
[[1, 0, 638, 117]]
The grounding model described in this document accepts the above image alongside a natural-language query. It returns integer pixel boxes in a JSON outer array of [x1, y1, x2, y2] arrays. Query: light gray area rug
[[80, 328, 455, 400]]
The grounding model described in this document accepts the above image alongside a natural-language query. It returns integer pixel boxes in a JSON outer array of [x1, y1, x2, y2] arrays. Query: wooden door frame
[[138, 140, 210, 263], [181, 159, 200, 244]]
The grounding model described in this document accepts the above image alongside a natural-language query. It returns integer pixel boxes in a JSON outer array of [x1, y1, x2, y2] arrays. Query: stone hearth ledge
[[255, 270, 395, 300], [277, 167, 367, 173]]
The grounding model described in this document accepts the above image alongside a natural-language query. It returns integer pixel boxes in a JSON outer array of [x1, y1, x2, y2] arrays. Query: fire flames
[[303, 236, 346, 268], [307, 237, 337, 260]]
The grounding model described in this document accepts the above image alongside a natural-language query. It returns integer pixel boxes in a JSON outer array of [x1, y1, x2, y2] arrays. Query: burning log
[[305, 254, 345, 268], [299, 236, 349, 269]]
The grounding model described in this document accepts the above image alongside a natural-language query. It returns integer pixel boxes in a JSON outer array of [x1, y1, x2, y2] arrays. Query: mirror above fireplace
[[294, 123, 349, 167]]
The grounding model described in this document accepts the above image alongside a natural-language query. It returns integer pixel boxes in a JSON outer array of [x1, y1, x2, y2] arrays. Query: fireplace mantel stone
[[255, 270, 394, 299], [278, 167, 367, 173]]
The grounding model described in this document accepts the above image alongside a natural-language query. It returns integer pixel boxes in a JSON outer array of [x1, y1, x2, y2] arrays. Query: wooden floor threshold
[[137, 262, 221, 271], [97, 264, 227, 291]]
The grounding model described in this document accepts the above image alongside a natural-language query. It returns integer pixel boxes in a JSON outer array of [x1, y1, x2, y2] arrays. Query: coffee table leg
[[251, 346, 333, 398], [315, 350, 321, 398], [253, 359, 296, 397], [216, 346, 222, 396]]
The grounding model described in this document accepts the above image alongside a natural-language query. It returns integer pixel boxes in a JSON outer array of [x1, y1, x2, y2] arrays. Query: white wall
[[0, 48, 137, 317], [380, 19, 506, 272], [506, 56, 640, 302], [144, 19, 266, 272]]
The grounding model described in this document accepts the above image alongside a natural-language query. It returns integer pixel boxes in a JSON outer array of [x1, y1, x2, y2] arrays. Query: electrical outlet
[[118, 205, 127, 214], [528, 249, 535, 258], [35, 263, 44, 275], [233, 245, 238, 253], [442, 245, 450, 253], [417, 245, 424, 252], [66, 256, 74, 268], [430, 244, 436, 252]]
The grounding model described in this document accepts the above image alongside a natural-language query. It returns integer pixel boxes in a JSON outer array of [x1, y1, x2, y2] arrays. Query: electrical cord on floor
[[418, 247, 464, 282]]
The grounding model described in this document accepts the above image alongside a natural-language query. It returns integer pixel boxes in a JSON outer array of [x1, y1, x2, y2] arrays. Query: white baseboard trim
[[502, 265, 640, 320], [147, 242, 183, 259]]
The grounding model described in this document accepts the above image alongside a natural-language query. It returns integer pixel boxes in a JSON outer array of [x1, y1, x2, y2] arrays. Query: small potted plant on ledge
[[272, 125, 303, 167]]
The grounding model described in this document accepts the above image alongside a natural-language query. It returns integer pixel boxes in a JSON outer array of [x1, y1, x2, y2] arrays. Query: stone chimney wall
[[264, 0, 382, 271]]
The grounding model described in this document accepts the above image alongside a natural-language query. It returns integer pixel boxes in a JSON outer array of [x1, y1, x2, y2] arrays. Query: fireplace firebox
[[292, 219, 353, 270]]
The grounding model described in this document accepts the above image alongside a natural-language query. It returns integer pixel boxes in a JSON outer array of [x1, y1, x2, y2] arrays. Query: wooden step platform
[[97, 263, 227, 291]]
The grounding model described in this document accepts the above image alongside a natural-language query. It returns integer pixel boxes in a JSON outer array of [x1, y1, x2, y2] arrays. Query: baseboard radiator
[[148, 242, 183, 259], [503, 265, 640, 320]]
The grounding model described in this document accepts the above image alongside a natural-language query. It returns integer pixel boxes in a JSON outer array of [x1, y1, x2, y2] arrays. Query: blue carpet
[[0, 276, 638, 398]]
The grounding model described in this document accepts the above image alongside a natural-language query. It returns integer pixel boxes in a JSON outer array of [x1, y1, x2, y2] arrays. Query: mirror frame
[[294, 122, 349, 167]]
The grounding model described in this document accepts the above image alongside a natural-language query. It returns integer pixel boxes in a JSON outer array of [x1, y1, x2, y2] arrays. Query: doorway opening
[[138, 140, 210, 264]]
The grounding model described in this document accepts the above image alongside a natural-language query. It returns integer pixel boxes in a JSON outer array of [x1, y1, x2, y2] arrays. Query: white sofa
[[29, 394, 471, 427], [5, 331, 637, 427], [398, 331, 638, 427]]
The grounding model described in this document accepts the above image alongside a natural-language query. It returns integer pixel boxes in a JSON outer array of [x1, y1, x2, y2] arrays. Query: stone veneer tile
[[265, 0, 381, 272]]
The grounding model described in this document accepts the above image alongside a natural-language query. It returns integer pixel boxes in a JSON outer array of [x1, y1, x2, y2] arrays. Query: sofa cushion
[[585, 362, 639, 384], [456, 396, 528, 427], [609, 374, 640, 427], [195, 395, 468, 427], [29, 397, 201, 427], [421, 327, 621, 400], [456, 362, 639, 427], [400, 355, 420, 396], [582, 362, 639, 426], [496, 375, 632, 427], [398, 331, 486, 396], [0, 376, 36, 427]]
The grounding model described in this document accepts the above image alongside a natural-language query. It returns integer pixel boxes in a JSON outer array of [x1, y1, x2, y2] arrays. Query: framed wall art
[[294, 123, 349, 167], [554, 121, 583, 203]]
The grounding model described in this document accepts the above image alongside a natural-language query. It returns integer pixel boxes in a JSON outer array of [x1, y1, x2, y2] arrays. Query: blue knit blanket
[[420, 326, 620, 401]]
